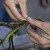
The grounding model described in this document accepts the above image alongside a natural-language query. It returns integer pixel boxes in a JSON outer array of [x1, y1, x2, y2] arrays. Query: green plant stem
[[0, 27, 19, 45], [2, 43, 4, 49], [10, 36, 14, 50], [9, 38, 11, 50]]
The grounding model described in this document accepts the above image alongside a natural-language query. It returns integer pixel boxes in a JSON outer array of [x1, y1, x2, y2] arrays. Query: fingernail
[[28, 17, 32, 20]]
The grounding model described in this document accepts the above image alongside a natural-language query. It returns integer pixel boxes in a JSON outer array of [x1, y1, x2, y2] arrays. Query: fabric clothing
[[0, 0, 13, 22]]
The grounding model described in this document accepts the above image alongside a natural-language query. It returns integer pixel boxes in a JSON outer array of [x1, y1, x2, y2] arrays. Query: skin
[[3, 0, 27, 21], [3, 0, 50, 48]]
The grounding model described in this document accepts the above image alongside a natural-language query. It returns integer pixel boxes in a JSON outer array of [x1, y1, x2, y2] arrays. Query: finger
[[14, 0, 18, 5], [4, 1, 25, 20], [3, 3, 18, 21], [26, 26, 50, 46], [27, 17, 44, 29], [28, 35, 39, 44], [26, 26, 42, 43], [42, 33, 50, 41], [19, 0, 28, 18], [30, 35, 50, 48], [26, 26, 50, 48], [42, 43, 50, 48]]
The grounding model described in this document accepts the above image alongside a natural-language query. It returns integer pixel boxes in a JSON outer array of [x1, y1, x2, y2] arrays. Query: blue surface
[[0, 26, 32, 50]]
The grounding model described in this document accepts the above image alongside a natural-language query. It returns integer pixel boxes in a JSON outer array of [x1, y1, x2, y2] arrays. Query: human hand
[[27, 17, 50, 36], [26, 25, 50, 48], [3, 0, 27, 21]]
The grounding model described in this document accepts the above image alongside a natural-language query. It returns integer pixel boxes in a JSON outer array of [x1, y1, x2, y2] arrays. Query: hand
[[26, 25, 50, 48], [26, 17, 50, 48], [3, 0, 27, 21], [27, 17, 50, 35]]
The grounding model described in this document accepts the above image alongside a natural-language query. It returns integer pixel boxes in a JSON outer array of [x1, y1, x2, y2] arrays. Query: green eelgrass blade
[[9, 38, 11, 50], [0, 39, 4, 49], [9, 36, 14, 50], [2, 43, 4, 50], [10, 36, 14, 50], [0, 27, 19, 45]]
